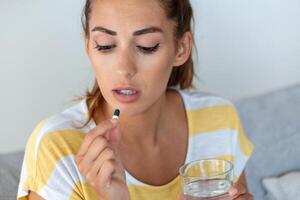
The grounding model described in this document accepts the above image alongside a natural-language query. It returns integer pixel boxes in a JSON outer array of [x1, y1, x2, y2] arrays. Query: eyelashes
[[95, 44, 117, 51], [94, 42, 160, 54], [136, 43, 160, 53]]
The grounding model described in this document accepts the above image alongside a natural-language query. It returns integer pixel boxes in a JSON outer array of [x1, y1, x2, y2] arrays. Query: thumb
[[179, 194, 186, 200], [228, 186, 238, 197], [105, 119, 125, 178], [106, 119, 121, 146]]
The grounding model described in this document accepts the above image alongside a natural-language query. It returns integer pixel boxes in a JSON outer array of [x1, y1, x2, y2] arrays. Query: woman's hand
[[179, 174, 254, 200], [179, 185, 254, 200], [75, 119, 130, 200], [227, 182, 254, 200], [227, 172, 254, 200]]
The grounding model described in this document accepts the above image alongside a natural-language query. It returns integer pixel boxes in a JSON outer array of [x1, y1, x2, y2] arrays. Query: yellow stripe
[[69, 180, 181, 200], [22, 119, 49, 193], [69, 181, 99, 200], [227, 106, 254, 157], [187, 104, 254, 157], [17, 196, 28, 200], [187, 104, 236, 135], [236, 121, 254, 157], [216, 155, 234, 161], [127, 155, 234, 200], [128, 178, 183, 200], [33, 130, 85, 192]]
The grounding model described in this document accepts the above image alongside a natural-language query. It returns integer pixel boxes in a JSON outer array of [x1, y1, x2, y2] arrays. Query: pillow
[[262, 171, 300, 200], [0, 151, 24, 200]]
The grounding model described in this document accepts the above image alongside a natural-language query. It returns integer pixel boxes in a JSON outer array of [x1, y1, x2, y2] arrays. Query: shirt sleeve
[[229, 105, 254, 182], [17, 119, 86, 200]]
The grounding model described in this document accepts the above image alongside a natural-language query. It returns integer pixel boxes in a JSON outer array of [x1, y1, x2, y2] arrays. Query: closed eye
[[94, 42, 160, 54], [94, 43, 116, 51], [137, 43, 160, 54]]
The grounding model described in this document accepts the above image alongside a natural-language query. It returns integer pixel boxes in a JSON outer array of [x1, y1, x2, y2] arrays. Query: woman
[[17, 0, 254, 199]]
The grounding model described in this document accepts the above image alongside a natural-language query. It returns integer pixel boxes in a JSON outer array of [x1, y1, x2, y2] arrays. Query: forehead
[[89, 0, 174, 34]]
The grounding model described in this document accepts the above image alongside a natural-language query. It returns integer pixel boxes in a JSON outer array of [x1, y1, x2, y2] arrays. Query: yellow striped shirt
[[17, 87, 254, 200]]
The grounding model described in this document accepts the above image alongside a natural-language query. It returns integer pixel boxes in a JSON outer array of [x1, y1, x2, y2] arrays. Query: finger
[[178, 194, 185, 200], [228, 187, 238, 196], [235, 193, 254, 200], [107, 122, 121, 145], [229, 184, 247, 198], [179, 194, 214, 200], [79, 136, 109, 175], [77, 119, 117, 157], [97, 159, 116, 188], [86, 147, 115, 182]]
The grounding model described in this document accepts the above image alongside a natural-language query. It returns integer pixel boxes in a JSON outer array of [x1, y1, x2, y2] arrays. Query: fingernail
[[229, 188, 238, 196], [106, 180, 111, 188], [110, 119, 118, 124]]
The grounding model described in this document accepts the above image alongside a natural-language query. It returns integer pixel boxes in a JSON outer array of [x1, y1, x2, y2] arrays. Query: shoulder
[[176, 88, 241, 134], [177, 87, 237, 113], [25, 99, 90, 160], [19, 100, 91, 199], [177, 88, 254, 181]]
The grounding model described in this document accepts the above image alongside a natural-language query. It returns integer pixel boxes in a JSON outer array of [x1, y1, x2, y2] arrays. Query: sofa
[[235, 83, 300, 200], [1, 83, 299, 200]]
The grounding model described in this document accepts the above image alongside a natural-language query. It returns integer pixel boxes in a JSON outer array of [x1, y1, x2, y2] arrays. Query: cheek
[[89, 51, 114, 77], [137, 51, 174, 86], [88, 54, 113, 95], [143, 65, 172, 87]]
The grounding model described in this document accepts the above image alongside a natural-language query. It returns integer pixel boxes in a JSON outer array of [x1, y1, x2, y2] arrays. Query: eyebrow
[[91, 26, 163, 36]]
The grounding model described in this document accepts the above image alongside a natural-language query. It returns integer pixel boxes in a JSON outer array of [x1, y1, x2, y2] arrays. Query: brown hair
[[77, 0, 198, 127]]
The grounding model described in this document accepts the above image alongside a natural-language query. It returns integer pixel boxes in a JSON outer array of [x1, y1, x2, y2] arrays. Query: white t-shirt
[[17, 87, 254, 200]]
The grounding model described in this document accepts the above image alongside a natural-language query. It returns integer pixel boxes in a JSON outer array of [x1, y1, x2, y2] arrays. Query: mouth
[[112, 86, 140, 103]]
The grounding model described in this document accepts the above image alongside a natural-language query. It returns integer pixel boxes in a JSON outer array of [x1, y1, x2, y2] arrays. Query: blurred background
[[1, 0, 300, 199]]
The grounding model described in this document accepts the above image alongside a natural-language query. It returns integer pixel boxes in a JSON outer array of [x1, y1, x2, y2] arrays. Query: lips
[[112, 85, 140, 103], [112, 86, 139, 93]]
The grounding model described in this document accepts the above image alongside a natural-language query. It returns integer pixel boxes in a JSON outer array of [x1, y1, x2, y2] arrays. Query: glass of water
[[179, 159, 233, 199]]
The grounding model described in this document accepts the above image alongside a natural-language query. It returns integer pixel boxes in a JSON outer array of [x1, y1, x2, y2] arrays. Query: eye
[[137, 43, 160, 54], [93, 42, 160, 54], [94, 42, 116, 52]]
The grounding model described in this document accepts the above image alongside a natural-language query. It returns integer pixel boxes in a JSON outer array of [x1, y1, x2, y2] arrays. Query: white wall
[[0, 0, 93, 153], [1, 0, 299, 153], [193, 0, 300, 99]]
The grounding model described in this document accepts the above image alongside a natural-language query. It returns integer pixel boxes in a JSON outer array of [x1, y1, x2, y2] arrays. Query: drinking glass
[[179, 159, 233, 199]]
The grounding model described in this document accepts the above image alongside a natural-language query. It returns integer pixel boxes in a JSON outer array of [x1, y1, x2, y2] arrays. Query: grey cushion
[[262, 171, 300, 200], [0, 151, 24, 200], [235, 83, 300, 200]]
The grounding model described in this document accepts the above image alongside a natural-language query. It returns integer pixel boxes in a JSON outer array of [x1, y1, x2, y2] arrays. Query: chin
[[111, 103, 143, 118], [104, 92, 158, 118], [109, 99, 154, 118]]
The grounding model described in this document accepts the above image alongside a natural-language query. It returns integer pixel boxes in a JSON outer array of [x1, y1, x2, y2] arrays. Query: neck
[[95, 91, 170, 147]]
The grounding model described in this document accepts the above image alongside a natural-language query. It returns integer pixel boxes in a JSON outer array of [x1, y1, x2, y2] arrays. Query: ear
[[172, 31, 193, 67]]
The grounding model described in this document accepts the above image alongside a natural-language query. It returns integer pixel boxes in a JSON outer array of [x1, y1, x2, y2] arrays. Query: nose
[[114, 49, 137, 80]]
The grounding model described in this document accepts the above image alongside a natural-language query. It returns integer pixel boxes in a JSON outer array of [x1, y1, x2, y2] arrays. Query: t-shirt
[[17, 87, 254, 200]]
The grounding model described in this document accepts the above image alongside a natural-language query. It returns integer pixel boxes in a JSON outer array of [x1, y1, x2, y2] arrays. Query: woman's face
[[85, 0, 188, 116]]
